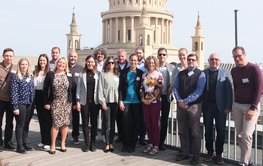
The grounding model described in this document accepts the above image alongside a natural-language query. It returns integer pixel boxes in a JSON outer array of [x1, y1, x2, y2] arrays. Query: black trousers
[[35, 90, 52, 145], [15, 104, 32, 147], [203, 103, 226, 155], [0, 99, 14, 146], [138, 107, 146, 142], [116, 106, 124, 140], [80, 102, 99, 146], [71, 107, 80, 138], [122, 103, 142, 148], [159, 95, 171, 146], [102, 103, 117, 145]]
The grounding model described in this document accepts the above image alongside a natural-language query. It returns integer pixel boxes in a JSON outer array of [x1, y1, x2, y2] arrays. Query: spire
[[194, 11, 202, 36], [196, 11, 201, 27], [70, 9, 78, 34]]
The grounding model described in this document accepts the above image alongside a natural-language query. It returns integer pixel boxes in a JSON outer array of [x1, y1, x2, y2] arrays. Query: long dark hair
[[103, 56, 119, 75], [34, 54, 50, 76], [83, 55, 97, 74]]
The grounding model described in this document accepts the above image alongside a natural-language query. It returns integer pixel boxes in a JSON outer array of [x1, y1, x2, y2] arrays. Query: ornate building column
[[109, 18, 113, 43], [115, 18, 119, 43], [166, 19, 169, 44], [155, 17, 158, 44], [169, 20, 172, 44], [161, 18, 164, 43], [131, 16, 134, 43], [122, 17, 126, 43], [102, 20, 106, 43]]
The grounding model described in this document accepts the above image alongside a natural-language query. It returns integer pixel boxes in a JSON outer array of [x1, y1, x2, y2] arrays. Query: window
[[139, 35, 143, 45], [118, 30, 121, 42], [75, 40, 79, 49], [127, 29, 131, 41], [153, 30, 156, 42], [195, 42, 198, 51], [147, 35, 150, 45], [68, 40, 72, 48]]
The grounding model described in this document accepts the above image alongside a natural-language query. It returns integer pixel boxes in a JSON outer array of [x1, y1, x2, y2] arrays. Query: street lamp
[[234, 9, 238, 47]]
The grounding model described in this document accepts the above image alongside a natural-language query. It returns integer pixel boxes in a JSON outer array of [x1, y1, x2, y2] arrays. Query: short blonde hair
[[144, 56, 159, 70], [17, 58, 31, 80], [54, 57, 69, 73]]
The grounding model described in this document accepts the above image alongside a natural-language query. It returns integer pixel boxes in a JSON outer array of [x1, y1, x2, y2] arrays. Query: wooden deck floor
[[0, 115, 235, 166]]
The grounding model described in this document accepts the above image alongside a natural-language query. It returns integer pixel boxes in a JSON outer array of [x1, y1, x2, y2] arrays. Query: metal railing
[[165, 100, 263, 165], [96, 99, 263, 165]]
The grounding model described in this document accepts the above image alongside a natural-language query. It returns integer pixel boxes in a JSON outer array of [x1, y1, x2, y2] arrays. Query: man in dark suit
[[202, 53, 233, 165]]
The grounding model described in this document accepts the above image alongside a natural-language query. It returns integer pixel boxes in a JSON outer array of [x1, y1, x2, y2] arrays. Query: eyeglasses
[[209, 58, 219, 61], [233, 54, 242, 59], [187, 59, 196, 62], [158, 53, 166, 56], [108, 62, 115, 65]]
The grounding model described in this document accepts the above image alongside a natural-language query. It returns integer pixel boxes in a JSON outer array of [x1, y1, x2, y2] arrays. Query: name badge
[[67, 73, 72, 77], [11, 70, 16, 74], [136, 77, 140, 81], [242, 78, 249, 83], [26, 78, 31, 82], [188, 71, 194, 77], [94, 75, 98, 79], [114, 77, 119, 82], [75, 72, 80, 77]]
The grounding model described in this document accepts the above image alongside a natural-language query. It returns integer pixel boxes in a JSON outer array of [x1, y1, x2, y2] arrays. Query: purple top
[[231, 62, 263, 110]]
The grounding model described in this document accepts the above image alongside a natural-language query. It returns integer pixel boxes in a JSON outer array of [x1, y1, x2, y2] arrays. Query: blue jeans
[[203, 103, 226, 155]]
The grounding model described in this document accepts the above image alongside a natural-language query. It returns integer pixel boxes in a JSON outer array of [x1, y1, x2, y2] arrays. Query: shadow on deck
[[0, 115, 235, 166]]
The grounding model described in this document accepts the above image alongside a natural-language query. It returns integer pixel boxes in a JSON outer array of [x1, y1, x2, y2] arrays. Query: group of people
[[173, 46, 263, 166], [0, 46, 262, 166]]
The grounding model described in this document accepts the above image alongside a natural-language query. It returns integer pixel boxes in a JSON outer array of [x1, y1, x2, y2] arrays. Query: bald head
[[208, 53, 221, 70], [68, 51, 78, 67]]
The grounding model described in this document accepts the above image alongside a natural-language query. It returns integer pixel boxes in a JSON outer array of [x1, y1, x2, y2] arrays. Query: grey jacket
[[157, 63, 175, 102], [203, 68, 233, 112], [76, 71, 100, 105]]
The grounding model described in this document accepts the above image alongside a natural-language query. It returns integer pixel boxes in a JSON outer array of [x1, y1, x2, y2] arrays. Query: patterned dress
[[51, 73, 71, 128]]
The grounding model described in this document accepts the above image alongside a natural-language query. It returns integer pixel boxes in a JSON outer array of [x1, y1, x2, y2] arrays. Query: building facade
[[67, 0, 205, 68]]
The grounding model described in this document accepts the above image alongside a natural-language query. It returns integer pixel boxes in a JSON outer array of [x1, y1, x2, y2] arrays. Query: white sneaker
[[43, 145, 50, 150], [37, 143, 44, 148]]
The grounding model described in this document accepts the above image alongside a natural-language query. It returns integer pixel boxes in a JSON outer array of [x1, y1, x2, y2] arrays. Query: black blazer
[[119, 67, 143, 101], [43, 71, 76, 105]]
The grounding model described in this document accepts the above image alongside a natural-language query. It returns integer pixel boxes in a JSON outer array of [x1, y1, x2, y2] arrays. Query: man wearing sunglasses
[[173, 53, 206, 165], [202, 53, 233, 165], [156, 47, 175, 151]]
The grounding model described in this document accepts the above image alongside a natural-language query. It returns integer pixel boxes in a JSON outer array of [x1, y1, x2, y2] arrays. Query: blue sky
[[0, 0, 262, 63]]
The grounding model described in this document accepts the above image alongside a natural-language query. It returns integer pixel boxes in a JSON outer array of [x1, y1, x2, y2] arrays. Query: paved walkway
[[0, 115, 235, 166]]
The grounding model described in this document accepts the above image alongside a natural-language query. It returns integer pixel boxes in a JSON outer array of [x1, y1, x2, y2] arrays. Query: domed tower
[[100, 0, 177, 60]]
